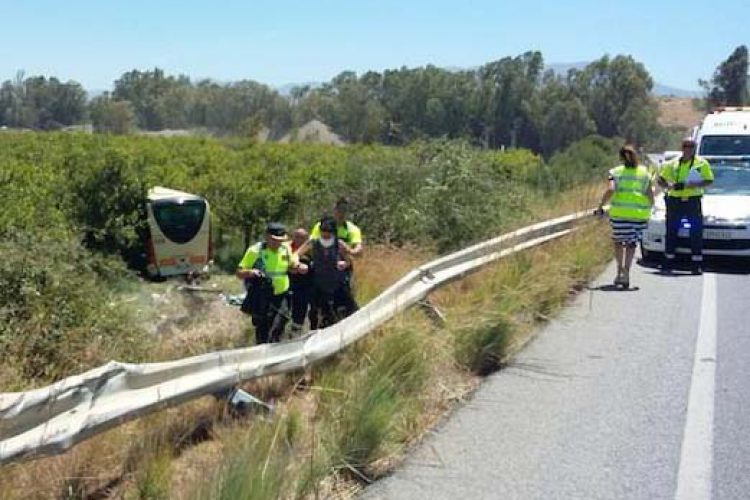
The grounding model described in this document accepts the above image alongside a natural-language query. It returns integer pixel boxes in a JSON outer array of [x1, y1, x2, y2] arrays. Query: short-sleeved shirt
[[660, 156, 714, 198], [310, 220, 362, 246], [238, 242, 297, 295]]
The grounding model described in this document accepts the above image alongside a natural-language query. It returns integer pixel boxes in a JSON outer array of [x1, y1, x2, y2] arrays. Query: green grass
[[130, 452, 173, 500], [454, 314, 513, 375], [202, 420, 292, 500]]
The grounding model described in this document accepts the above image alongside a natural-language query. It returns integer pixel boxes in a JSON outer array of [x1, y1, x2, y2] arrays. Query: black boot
[[661, 258, 674, 274], [691, 260, 703, 275]]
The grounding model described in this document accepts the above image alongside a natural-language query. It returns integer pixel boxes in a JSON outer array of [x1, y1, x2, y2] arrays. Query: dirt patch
[[280, 119, 345, 146], [657, 96, 704, 130]]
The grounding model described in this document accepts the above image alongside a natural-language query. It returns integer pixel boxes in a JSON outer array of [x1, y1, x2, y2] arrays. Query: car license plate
[[704, 230, 733, 240]]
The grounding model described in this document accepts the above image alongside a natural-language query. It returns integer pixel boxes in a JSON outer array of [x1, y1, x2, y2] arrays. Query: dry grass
[[657, 96, 703, 130], [0, 396, 222, 499], [180, 223, 611, 500]]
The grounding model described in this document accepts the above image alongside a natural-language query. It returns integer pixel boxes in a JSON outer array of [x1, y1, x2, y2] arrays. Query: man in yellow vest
[[657, 137, 714, 274], [236, 222, 308, 344], [597, 144, 654, 288], [310, 197, 363, 257]]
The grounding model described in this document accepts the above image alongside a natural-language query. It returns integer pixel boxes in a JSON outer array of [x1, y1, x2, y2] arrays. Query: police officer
[[596, 144, 654, 288], [310, 197, 363, 257], [236, 223, 307, 344], [658, 137, 714, 274]]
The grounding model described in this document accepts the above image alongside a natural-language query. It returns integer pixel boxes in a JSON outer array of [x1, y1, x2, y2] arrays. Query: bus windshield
[[152, 199, 207, 244], [699, 135, 750, 156]]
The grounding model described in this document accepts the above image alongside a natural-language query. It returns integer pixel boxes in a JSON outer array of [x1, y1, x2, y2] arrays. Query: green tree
[[539, 96, 595, 157], [569, 55, 658, 140], [112, 68, 187, 130], [472, 52, 544, 149], [0, 73, 86, 129], [701, 45, 749, 107], [89, 94, 136, 134]]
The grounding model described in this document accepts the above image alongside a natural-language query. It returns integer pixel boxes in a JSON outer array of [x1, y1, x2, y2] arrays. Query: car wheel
[[640, 244, 658, 265]]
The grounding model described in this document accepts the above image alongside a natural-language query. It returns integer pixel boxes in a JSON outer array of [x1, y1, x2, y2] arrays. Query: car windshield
[[699, 135, 750, 156], [706, 163, 750, 196]]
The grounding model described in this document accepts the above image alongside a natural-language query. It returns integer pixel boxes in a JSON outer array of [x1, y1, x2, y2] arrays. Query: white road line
[[675, 272, 718, 500]]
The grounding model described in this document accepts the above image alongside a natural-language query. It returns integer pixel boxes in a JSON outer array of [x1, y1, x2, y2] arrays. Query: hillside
[[657, 96, 704, 130]]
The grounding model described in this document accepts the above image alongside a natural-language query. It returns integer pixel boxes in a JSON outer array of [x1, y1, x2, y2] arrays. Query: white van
[[145, 187, 213, 279], [695, 107, 750, 158]]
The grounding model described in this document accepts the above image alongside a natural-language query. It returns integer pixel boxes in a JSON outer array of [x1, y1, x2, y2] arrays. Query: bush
[[544, 135, 621, 191], [66, 146, 149, 266], [0, 232, 151, 387]]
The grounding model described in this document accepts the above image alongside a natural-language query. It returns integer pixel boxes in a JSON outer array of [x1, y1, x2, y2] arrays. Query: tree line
[[1, 46, 747, 155]]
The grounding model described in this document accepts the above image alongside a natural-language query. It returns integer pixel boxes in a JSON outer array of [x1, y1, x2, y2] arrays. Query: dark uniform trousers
[[665, 196, 704, 260], [290, 278, 311, 327], [252, 292, 290, 344]]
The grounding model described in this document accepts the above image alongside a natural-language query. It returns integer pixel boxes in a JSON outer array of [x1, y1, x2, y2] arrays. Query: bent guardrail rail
[[0, 210, 595, 465]]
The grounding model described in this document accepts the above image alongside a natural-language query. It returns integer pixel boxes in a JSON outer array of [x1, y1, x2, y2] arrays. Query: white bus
[[145, 187, 213, 279]]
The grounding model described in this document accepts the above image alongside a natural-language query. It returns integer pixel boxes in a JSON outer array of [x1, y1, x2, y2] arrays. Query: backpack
[[240, 242, 281, 315]]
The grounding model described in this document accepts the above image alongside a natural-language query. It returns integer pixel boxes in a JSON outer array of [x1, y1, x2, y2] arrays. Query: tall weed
[[454, 315, 513, 375]]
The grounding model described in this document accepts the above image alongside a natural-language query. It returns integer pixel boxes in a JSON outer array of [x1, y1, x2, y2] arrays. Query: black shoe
[[691, 263, 703, 275], [660, 261, 674, 274]]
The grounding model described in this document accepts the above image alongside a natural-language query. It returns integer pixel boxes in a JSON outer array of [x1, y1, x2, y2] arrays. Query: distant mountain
[[545, 61, 589, 75], [651, 83, 702, 98], [86, 88, 109, 98], [276, 81, 323, 96]]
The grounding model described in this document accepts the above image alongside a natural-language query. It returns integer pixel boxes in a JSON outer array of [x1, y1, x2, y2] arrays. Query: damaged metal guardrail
[[0, 210, 595, 465]]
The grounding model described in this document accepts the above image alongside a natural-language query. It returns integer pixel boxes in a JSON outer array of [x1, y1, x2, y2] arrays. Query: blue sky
[[1, 0, 747, 91]]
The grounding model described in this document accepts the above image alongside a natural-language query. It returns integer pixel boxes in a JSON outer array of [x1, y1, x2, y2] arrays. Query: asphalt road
[[365, 260, 750, 500]]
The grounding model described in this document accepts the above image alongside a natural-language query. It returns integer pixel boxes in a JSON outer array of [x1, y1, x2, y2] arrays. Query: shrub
[[0, 232, 151, 387], [545, 135, 621, 191]]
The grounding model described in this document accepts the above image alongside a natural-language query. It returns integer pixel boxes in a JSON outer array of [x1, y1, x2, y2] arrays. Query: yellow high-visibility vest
[[660, 156, 714, 198], [310, 220, 362, 245], [238, 242, 296, 295], [609, 165, 652, 221]]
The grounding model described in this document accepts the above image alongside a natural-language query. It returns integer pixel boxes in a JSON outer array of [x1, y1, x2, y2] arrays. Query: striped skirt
[[609, 218, 648, 244]]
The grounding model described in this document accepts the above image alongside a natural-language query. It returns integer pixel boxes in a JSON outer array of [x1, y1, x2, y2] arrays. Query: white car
[[642, 159, 750, 260]]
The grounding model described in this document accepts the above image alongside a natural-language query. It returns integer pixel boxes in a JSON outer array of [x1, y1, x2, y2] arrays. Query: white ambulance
[[695, 107, 750, 157]]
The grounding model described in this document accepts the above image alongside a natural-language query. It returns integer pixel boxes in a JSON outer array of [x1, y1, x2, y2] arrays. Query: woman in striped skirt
[[596, 145, 654, 288]]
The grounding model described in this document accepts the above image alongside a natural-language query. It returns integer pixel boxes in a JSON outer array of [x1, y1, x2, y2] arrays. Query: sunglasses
[[682, 143, 695, 148]]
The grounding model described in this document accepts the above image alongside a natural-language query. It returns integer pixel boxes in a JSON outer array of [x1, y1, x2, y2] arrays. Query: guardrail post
[[418, 298, 446, 327]]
